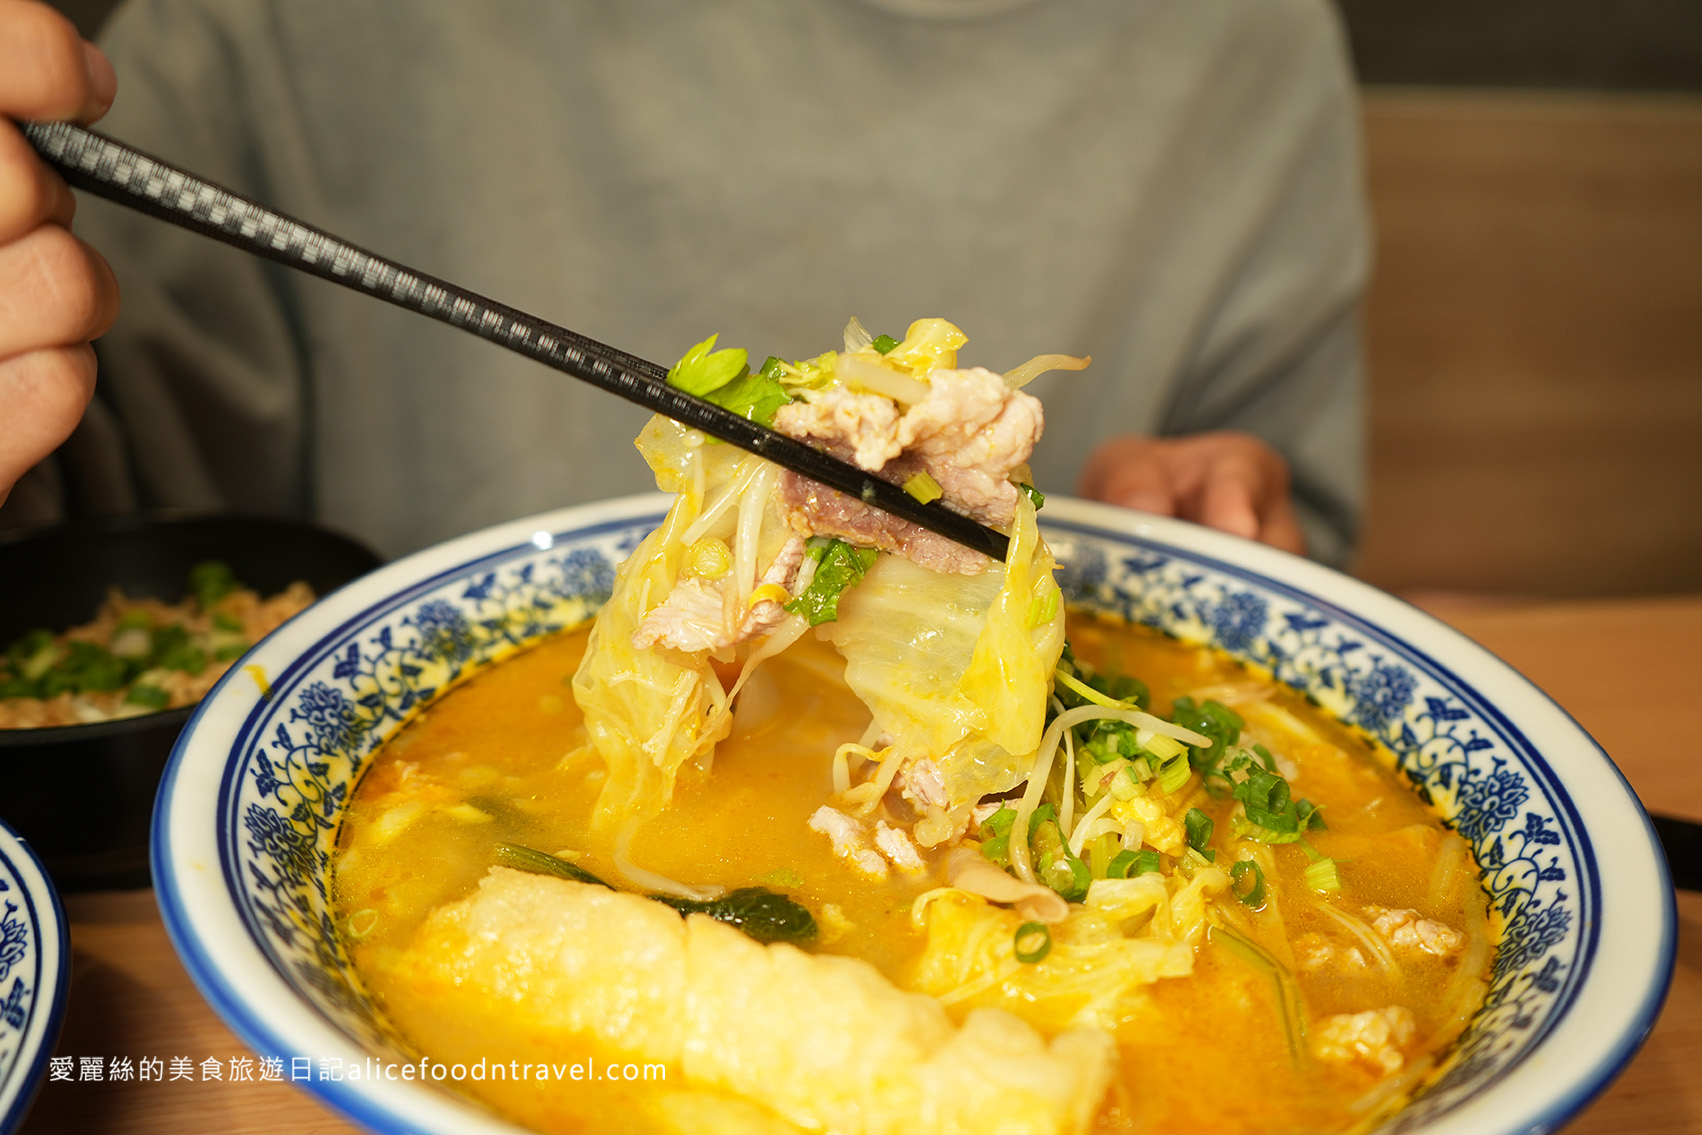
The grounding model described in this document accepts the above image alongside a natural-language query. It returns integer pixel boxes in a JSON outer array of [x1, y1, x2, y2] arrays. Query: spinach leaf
[[495, 843, 612, 888], [653, 887, 817, 945], [494, 845, 816, 946]]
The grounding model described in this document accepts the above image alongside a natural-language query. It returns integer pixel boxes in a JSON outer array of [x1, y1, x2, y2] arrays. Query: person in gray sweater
[[0, 0, 1368, 564]]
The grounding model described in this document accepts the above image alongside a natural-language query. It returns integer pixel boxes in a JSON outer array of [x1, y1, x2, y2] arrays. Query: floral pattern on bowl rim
[[0, 817, 68, 1135], [153, 494, 1675, 1135]]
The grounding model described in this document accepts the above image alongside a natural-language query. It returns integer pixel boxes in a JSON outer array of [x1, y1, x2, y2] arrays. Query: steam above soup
[[333, 321, 1492, 1134]]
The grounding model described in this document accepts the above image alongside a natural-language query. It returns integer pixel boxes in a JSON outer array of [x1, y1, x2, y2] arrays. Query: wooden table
[[19, 595, 1701, 1135]]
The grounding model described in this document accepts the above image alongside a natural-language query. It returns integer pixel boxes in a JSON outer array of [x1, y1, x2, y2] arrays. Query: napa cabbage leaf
[[911, 886, 1201, 1032], [823, 494, 1065, 808], [571, 415, 799, 827]]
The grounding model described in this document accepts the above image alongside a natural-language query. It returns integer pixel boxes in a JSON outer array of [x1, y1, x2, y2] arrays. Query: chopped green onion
[[1039, 846, 1091, 902], [1304, 857, 1343, 893], [1106, 848, 1160, 879], [125, 684, 171, 710], [109, 626, 151, 659], [1027, 802, 1060, 835], [117, 609, 153, 630], [1016, 482, 1045, 512], [1013, 921, 1052, 964], [38, 669, 79, 698], [1105, 850, 1137, 878], [1230, 859, 1267, 908], [1229, 767, 1325, 843], [18, 634, 58, 681], [1108, 767, 1143, 801], [213, 611, 245, 633], [1239, 771, 1293, 822], [1086, 832, 1120, 878], [148, 623, 187, 654], [1082, 720, 1135, 763], [1231, 816, 1303, 845], [1138, 731, 1187, 763], [870, 334, 900, 355], [214, 639, 251, 661], [87, 654, 131, 690], [902, 471, 944, 504], [1171, 696, 1243, 772], [1082, 758, 1127, 796], [1031, 817, 1090, 901], [154, 642, 208, 676], [56, 641, 128, 692], [1156, 752, 1191, 796], [189, 560, 239, 608], [1184, 808, 1215, 862]]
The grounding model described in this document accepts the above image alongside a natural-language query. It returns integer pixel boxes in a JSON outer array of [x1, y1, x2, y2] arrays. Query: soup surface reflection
[[333, 616, 1493, 1134]]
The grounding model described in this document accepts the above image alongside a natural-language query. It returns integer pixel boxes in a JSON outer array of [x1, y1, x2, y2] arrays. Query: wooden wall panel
[[1353, 91, 1702, 597]]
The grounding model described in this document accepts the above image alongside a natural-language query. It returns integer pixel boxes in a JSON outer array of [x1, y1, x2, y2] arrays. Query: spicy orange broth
[[332, 617, 1491, 1133]]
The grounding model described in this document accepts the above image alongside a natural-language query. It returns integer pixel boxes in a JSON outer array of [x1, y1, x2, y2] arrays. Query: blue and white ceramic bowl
[[153, 494, 1676, 1135], [0, 818, 69, 1135]]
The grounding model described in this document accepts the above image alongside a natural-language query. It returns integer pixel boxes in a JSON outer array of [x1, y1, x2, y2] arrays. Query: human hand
[[0, 0, 120, 509], [1077, 431, 1306, 555]]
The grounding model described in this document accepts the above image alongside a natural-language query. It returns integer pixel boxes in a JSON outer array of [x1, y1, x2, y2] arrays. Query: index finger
[[1196, 454, 1265, 542], [1197, 446, 1305, 554], [1078, 436, 1181, 518], [0, 1, 117, 122]]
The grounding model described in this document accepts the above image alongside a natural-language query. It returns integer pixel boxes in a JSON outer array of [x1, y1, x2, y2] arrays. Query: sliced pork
[[634, 535, 806, 653], [772, 366, 1044, 575]]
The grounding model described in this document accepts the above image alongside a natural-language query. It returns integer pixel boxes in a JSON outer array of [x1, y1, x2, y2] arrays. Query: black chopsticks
[[21, 120, 1010, 562]]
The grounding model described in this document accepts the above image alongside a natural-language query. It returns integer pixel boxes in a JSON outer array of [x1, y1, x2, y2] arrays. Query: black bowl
[[0, 513, 382, 890]]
